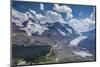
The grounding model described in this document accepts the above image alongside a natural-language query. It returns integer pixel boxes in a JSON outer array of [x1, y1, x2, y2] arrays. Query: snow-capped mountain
[[12, 8, 77, 37], [12, 4, 96, 61]]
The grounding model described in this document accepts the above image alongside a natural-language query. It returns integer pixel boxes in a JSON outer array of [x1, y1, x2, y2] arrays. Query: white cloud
[[40, 3, 44, 10], [12, 9, 28, 27], [12, 9, 66, 36], [29, 9, 36, 15], [53, 4, 95, 28], [12, 6, 95, 37], [12, 9, 48, 36], [53, 4, 73, 19], [20, 20, 48, 36], [12, 8, 65, 26], [26, 9, 38, 22], [45, 11, 64, 23], [68, 18, 95, 33], [26, 9, 47, 25], [27, 10, 65, 24], [68, 12, 95, 47], [53, 4, 72, 13], [36, 13, 47, 24]]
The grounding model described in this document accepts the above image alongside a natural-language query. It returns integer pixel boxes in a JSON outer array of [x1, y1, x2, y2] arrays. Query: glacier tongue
[[69, 35, 87, 47]]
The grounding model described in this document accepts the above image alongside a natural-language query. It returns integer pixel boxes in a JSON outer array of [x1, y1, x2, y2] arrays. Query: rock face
[[12, 23, 31, 46], [11, 11, 96, 66], [11, 1, 96, 66], [12, 19, 96, 64], [12, 19, 78, 47]]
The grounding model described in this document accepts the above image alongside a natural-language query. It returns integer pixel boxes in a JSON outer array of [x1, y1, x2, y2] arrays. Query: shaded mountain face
[[12, 23, 31, 46], [78, 29, 96, 55], [11, 2, 96, 65], [12, 20, 81, 65], [12, 18, 78, 47]]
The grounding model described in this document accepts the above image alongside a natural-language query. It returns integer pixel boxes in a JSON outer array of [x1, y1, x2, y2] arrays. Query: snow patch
[[73, 50, 93, 57], [20, 20, 48, 36], [58, 28, 66, 36]]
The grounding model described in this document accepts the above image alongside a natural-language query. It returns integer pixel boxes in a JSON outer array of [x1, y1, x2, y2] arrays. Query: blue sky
[[12, 1, 96, 35], [12, 1, 95, 19], [12, 1, 96, 57]]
